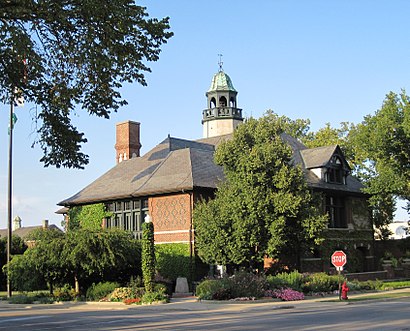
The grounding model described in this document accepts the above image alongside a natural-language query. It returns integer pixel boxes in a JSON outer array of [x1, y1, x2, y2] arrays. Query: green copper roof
[[208, 71, 237, 92]]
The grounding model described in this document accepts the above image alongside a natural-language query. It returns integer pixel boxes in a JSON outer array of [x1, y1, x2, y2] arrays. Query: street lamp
[[144, 214, 152, 223]]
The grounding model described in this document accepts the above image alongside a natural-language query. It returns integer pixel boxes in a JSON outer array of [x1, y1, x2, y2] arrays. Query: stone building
[[59, 67, 375, 273]]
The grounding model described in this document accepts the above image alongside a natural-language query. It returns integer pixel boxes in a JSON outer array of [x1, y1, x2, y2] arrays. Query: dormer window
[[325, 155, 346, 184]]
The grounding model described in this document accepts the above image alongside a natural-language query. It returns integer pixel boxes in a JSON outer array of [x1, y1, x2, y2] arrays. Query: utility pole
[[7, 89, 14, 298]]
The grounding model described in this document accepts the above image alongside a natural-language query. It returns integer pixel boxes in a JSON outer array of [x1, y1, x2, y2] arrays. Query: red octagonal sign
[[331, 250, 347, 268]]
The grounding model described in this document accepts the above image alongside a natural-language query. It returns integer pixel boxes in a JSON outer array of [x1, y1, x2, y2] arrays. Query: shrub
[[8, 295, 34, 304], [228, 270, 266, 299], [86, 282, 120, 301], [195, 279, 229, 300], [141, 287, 169, 304], [267, 270, 304, 291], [302, 273, 339, 293], [109, 287, 133, 302], [53, 284, 78, 301]]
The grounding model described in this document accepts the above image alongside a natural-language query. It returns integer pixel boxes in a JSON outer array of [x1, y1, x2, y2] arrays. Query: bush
[[302, 273, 339, 293], [195, 279, 229, 300], [53, 284, 78, 302], [141, 287, 169, 304], [109, 287, 133, 302], [86, 282, 120, 301], [8, 295, 34, 304], [267, 270, 304, 291], [228, 270, 266, 299]]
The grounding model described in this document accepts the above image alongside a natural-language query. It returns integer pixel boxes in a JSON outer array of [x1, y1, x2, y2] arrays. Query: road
[[0, 291, 409, 330]]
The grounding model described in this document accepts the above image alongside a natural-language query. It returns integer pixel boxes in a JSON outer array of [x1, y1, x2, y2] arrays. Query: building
[[0, 216, 62, 243], [59, 67, 375, 273]]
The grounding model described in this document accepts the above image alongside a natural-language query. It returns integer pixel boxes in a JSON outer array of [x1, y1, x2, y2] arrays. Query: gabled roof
[[59, 136, 226, 206], [300, 145, 350, 170]]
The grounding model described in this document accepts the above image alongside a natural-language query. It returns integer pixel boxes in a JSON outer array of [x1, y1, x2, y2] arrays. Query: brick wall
[[150, 193, 193, 243]]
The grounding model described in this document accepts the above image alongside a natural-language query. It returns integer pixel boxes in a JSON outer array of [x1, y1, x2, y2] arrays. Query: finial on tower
[[218, 53, 223, 72]]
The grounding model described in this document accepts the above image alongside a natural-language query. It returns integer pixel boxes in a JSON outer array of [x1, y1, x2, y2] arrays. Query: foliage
[[194, 112, 328, 269], [62, 229, 141, 292], [155, 243, 191, 282], [228, 270, 266, 299], [8, 294, 35, 304], [0, 1, 173, 168], [53, 284, 78, 301], [0, 235, 28, 290], [142, 221, 155, 293], [6, 254, 46, 292], [195, 279, 230, 301], [267, 270, 305, 292], [66, 203, 113, 231], [349, 91, 410, 235], [109, 287, 133, 302], [141, 287, 169, 304], [6, 229, 141, 295], [86, 281, 120, 301], [301, 273, 339, 293]]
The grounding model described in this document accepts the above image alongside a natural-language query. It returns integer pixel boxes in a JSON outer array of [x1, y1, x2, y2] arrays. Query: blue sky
[[1, 0, 410, 229]]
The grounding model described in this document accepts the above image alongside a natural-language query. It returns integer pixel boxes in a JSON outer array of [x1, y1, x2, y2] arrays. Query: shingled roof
[[59, 131, 365, 207], [59, 135, 229, 206]]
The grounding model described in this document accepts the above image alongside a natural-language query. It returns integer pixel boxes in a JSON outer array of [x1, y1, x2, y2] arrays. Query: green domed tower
[[202, 64, 243, 138]]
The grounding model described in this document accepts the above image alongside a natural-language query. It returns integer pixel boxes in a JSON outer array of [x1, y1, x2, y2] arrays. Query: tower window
[[219, 96, 227, 107], [210, 98, 216, 108], [229, 97, 236, 107]]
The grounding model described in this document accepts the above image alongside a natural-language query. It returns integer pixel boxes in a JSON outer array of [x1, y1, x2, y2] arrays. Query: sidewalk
[[1, 288, 409, 311]]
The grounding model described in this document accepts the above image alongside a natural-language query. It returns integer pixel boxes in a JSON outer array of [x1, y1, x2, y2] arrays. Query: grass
[[322, 290, 410, 302]]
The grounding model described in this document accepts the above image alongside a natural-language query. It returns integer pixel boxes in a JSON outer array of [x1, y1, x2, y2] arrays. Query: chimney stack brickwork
[[115, 121, 142, 164]]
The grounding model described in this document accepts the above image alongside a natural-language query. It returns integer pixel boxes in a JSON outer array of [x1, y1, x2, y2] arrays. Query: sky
[[1, 0, 410, 229]]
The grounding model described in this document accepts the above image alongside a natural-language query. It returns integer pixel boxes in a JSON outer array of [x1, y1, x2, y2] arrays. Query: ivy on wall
[[66, 203, 113, 230], [155, 243, 191, 282]]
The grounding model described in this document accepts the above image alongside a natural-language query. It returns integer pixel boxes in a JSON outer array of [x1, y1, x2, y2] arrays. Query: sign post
[[331, 250, 347, 301]]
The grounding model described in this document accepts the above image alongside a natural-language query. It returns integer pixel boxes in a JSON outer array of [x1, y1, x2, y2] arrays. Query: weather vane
[[218, 53, 223, 72]]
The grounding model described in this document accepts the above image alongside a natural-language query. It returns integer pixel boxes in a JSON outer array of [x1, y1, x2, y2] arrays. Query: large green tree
[[194, 113, 328, 270], [0, 1, 173, 168], [349, 90, 410, 236]]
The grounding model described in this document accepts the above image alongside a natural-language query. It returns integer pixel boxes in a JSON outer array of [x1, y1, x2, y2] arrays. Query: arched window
[[210, 97, 216, 108], [229, 97, 236, 107], [219, 96, 227, 107]]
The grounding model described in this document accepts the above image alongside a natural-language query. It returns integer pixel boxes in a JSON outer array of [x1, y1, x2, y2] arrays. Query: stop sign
[[331, 250, 347, 268]]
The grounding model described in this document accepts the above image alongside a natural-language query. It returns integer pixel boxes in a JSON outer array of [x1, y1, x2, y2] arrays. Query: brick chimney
[[115, 121, 142, 164]]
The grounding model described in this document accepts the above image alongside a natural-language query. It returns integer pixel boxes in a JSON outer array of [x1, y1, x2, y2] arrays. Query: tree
[[62, 229, 141, 293], [302, 122, 356, 166], [0, 1, 173, 168], [0, 235, 27, 290], [348, 90, 410, 237], [194, 113, 328, 270]]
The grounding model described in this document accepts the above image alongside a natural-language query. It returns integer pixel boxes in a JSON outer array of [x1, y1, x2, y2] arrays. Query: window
[[105, 198, 148, 239], [326, 155, 345, 184], [326, 196, 347, 228]]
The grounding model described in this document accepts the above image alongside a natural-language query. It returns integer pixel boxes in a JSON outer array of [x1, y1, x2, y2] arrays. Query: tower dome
[[208, 71, 237, 93], [202, 65, 243, 138]]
